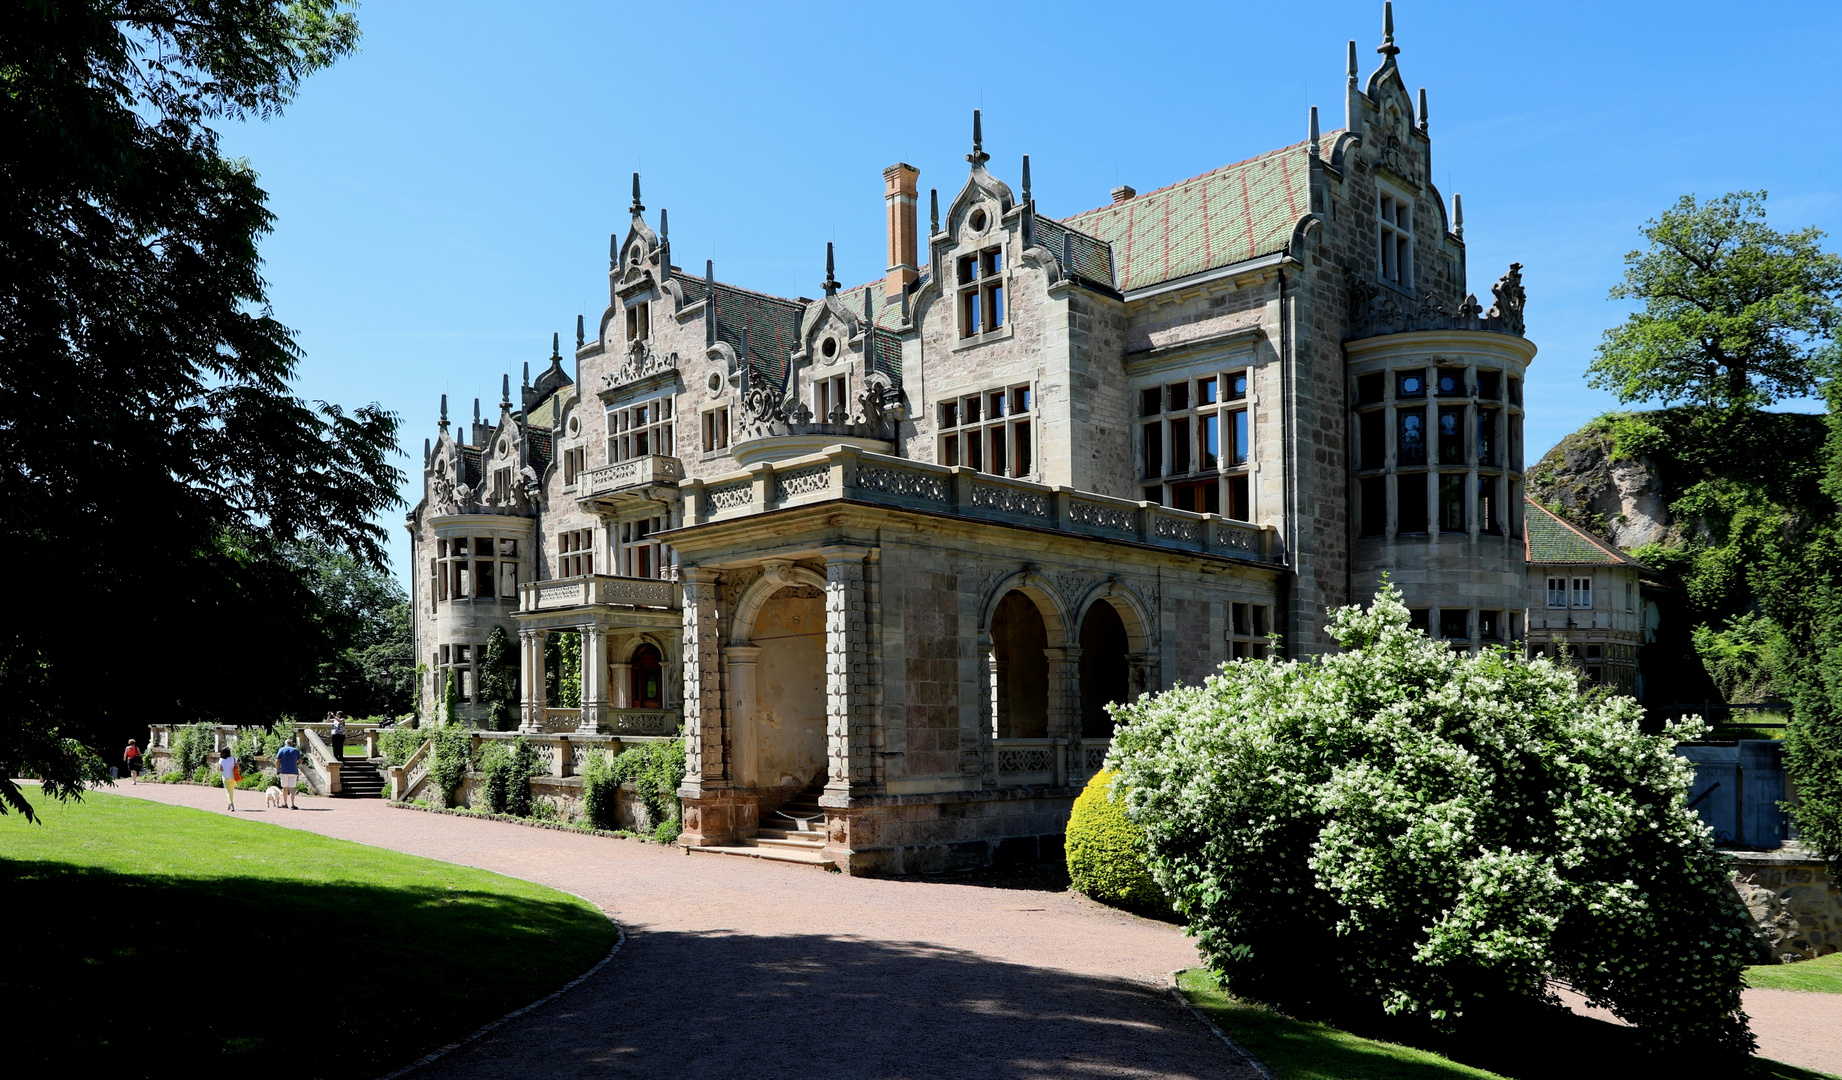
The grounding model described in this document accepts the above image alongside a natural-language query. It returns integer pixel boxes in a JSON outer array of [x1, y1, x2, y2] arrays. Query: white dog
[[265, 785, 285, 808]]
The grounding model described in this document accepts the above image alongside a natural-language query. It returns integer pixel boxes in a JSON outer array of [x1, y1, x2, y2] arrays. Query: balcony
[[577, 455, 683, 507], [519, 574, 681, 613], [677, 446, 1278, 564]]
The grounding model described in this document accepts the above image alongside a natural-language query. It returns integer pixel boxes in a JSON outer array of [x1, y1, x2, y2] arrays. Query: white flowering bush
[[1111, 585, 1757, 1056]]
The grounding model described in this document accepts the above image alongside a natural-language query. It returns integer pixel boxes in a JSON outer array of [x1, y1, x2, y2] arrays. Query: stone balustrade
[[678, 445, 1278, 564], [577, 455, 683, 499], [519, 574, 680, 613]]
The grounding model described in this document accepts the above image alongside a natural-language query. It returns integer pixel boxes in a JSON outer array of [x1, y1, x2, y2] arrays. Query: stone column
[[723, 645, 763, 788], [991, 658, 1010, 739], [1126, 653, 1152, 706], [976, 639, 997, 787], [578, 624, 607, 733], [821, 546, 875, 797], [677, 566, 754, 846], [1045, 645, 1081, 785], [611, 661, 633, 709], [519, 628, 548, 732]]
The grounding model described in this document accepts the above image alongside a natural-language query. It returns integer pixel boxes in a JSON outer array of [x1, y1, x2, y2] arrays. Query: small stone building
[[1523, 499, 1651, 694], [406, 15, 1547, 873]]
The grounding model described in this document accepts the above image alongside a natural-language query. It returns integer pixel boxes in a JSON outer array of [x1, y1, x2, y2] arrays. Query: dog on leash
[[265, 785, 285, 808]]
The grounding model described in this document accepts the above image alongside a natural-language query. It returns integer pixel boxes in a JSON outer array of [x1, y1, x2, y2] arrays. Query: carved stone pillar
[[578, 624, 607, 733], [821, 545, 875, 798], [723, 645, 763, 788], [610, 662, 633, 709], [677, 566, 755, 847], [991, 658, 1011, 739], [1126, 652, 1152, 706], [976, 639, 997, 787], [519, 628, 548, 732], [1045, 645, 1081, 785]]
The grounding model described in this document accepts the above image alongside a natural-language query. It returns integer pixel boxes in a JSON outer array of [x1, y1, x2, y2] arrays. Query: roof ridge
[[1059, 133, 1338, 223], [1522, 497, 1646, 568], [707, 278, 804, 310]]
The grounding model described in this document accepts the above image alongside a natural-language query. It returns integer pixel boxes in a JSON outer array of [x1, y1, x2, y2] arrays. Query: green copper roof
[[1524, 499, 1643, 567], [1060, 136, 1323, 292]]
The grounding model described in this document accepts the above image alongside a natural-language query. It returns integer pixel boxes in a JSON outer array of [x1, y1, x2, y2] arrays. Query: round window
[[821, 337, 838, 359], [707, 372, 723, 393], [969, 208, 988, 232], [497, 439, 508, 455], [436, 459, 447, 474], [568, 416, 580, 436]]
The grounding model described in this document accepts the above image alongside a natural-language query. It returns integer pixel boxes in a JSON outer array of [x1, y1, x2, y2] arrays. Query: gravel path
[[103, 784, 1248, 1080]]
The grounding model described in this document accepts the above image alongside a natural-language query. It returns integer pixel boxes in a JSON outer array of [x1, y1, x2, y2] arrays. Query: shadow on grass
[[0, 861, 614, 1079], [402, 929, 1249, 1080]]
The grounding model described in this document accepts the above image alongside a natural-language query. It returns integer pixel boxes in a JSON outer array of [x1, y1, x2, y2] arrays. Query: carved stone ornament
[[602, 342, 679, 391], [1347, 262, 1527, 340]]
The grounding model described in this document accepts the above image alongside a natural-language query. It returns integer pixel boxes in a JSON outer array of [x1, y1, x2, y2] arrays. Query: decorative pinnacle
[[1021, 154, 1032, 203], [1347, 39, 1358, 81], [423, 437, 430, 465], [660, 207, 669, 242], [501, 373, 511, 407], [521, 361, 529, 390], [822, 242, 839, 296], [929, 188, 939, 235], [576, 313, 585, 348], [705, 259, 717, 347], [609, 233, 617, 270], [629, 172, 644, 216], [1417, 87, 1428, 132], [1308, 106, 1320, 156], [1453, 193, 1464, 239], [439, 393, 448, 429], [967, 109, 989, 166], [551, 331, 560, 359], [1379, 1, 1398, 57], [473, 397, 480, 424]]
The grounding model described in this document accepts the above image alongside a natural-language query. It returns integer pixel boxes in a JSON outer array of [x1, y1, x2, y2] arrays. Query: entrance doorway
[[991, 591, 1048, 737], [630, 643, 662, 708], [1078, 602, 1129, 737]]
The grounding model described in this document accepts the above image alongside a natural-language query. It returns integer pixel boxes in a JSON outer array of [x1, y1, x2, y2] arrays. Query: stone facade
[[1730, 850, 1842, 962], [404, 22, 1548, 873]]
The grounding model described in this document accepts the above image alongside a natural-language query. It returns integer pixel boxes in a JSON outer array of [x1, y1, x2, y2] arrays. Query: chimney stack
[[1111, 184, 1137, 204], [883, 162, 920, 298]]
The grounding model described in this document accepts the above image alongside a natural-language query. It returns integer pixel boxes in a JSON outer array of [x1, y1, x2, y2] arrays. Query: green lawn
[[1175, 969, 1836, 1080], [0, 790, 616, 1077], [1748, 952, 1842, 994]]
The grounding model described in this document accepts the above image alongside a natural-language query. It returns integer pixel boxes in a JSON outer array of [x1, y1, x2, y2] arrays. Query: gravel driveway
[[103, 784, 1249, 1079]]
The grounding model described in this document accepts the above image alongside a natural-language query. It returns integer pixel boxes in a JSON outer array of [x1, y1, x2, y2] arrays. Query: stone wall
[[1730, 850, 1841, 962]]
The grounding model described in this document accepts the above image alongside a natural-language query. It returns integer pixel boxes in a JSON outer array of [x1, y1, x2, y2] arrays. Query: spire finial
[[439, 393, 448, 430], [502, 373, 511, 407], [1347, 39, 1358, 82], [424, 437, 430, 465], [629, 172, 644, 216], [705, 259, 718, 348], [1453, 193, 1464, 239], [1417, 87, 1428, 132], [521, 362, 529, 390], [967, 109, 989, 166], [473, 397, 480, 425], [822, 242, 839, 296], [929, 188, 939, 236], [609, 233, 617, 270], [551, 331, 560, 359], [1021, 154, 1032, 202], [1308, 106, 1320, 157], [576, 313, 585, 348], [660, 207, 669, 242], [1378, 1, 1398, 57]]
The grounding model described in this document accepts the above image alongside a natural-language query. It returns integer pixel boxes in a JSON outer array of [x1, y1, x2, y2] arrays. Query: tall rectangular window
[[1398, 474, 1428, 532], [1477, 409, 1497, 467], [958, 246, 1005, 338], [1548, 577, 1568, 608], [701, 407, 730, 452], [1359, 411, 1385, 469], [1478, 476, 1500, 534], [1199, 412, 1220, 471], [936, 383, 1033, 477], [1398, 408, 1427, 466], [1227, 475, 1250, 521], [1170, 417, 1191, 475], [1359, 476, 1387, 536], [1572, 577, 1593, 609], [1229, 409, 1249, 465], [1438, 407, 1465, 464], [606, 395, 674, 464], [1142, 422, 1162, 479], [1378, 190, 1414, 288], [1438, 474, 1467, 532]]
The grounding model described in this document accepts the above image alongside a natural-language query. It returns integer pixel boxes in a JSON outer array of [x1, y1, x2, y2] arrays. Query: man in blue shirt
[[275, 737, 301, 809]]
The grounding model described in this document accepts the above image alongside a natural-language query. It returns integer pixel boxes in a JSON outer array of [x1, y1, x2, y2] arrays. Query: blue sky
[[220, 0, 1842, 582]]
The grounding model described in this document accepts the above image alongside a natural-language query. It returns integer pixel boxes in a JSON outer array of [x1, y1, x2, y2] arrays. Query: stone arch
[[1073, 581, 1156, 738], [726, 562, 828, 800], [990, 591, 1049, 739], [729, 562, 827, 646], [977, 570, 1071, 649]]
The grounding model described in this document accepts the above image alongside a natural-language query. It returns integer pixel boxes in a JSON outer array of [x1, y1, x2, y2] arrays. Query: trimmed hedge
[[1066, 769, 1164, 911]]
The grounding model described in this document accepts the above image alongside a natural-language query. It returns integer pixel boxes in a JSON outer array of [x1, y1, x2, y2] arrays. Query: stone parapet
[[1730, 850, 1840, 962]]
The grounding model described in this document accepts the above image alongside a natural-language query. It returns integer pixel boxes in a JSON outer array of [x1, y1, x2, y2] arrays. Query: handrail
[[301, 726, 341, 796], [392, 737, 434, 800]]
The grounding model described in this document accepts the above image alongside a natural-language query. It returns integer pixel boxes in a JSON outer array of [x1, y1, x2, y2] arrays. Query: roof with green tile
[[1524, 499, 1646, 567], [1060, 135, 1329, 293], [677, 274, 806, 389]]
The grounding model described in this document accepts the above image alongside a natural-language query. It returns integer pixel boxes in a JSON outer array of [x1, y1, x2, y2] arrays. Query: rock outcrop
[[1527, 423, 1674, 550]]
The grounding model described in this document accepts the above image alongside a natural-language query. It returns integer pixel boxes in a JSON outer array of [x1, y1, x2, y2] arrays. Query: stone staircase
[[688, 779, 830, 867], [337, 757, 386, 798]]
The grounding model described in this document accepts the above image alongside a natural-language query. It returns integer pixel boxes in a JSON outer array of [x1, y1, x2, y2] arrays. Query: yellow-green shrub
[[1066, 769, 1164, 911]]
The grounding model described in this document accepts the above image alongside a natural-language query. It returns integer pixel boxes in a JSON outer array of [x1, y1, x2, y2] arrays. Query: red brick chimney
[[883, 163, 920, 297]]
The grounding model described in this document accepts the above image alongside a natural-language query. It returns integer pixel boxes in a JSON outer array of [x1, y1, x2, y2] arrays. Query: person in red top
[[123, 739, 142, 785]]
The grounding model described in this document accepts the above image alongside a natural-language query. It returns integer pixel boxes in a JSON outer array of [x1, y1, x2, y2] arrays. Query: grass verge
[[0, 790, 617, 1078], [1747, 952, 1842, 994], [1175, 968, 1836, 1080]]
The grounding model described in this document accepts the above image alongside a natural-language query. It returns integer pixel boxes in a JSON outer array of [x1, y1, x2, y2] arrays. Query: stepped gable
[[678, 274, 804, 390], [1060, 136, 1326, 292], [1524, 498, 1648, 568]]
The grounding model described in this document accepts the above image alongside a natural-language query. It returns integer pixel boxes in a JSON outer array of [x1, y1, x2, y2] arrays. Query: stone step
[[687, 844, 831, 867], [757, 825, 825, 842], [755, 835, 827, 852]]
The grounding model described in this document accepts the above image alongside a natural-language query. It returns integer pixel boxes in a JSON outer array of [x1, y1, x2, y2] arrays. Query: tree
[[1778, 381, 1842, 868], [1, 2, 396, 820], [1111, 586, 1758, 1058], [1589, 192, 1842, 411], [477, 627, 518, 731]]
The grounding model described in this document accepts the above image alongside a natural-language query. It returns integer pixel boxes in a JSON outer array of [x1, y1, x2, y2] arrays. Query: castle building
[[407, 9, 1538, 873], [1522, 499, 1653, 696]]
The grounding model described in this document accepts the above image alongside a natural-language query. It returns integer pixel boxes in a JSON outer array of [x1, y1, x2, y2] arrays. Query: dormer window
[[816, 375, 847, 424], [957, 247, 1004, 338], [625, 301, 650, 342], [1378, 188, 1413, 289]]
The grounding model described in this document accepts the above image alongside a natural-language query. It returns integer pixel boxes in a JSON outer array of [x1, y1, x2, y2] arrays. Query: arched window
[[631, 643, 663, 708]]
